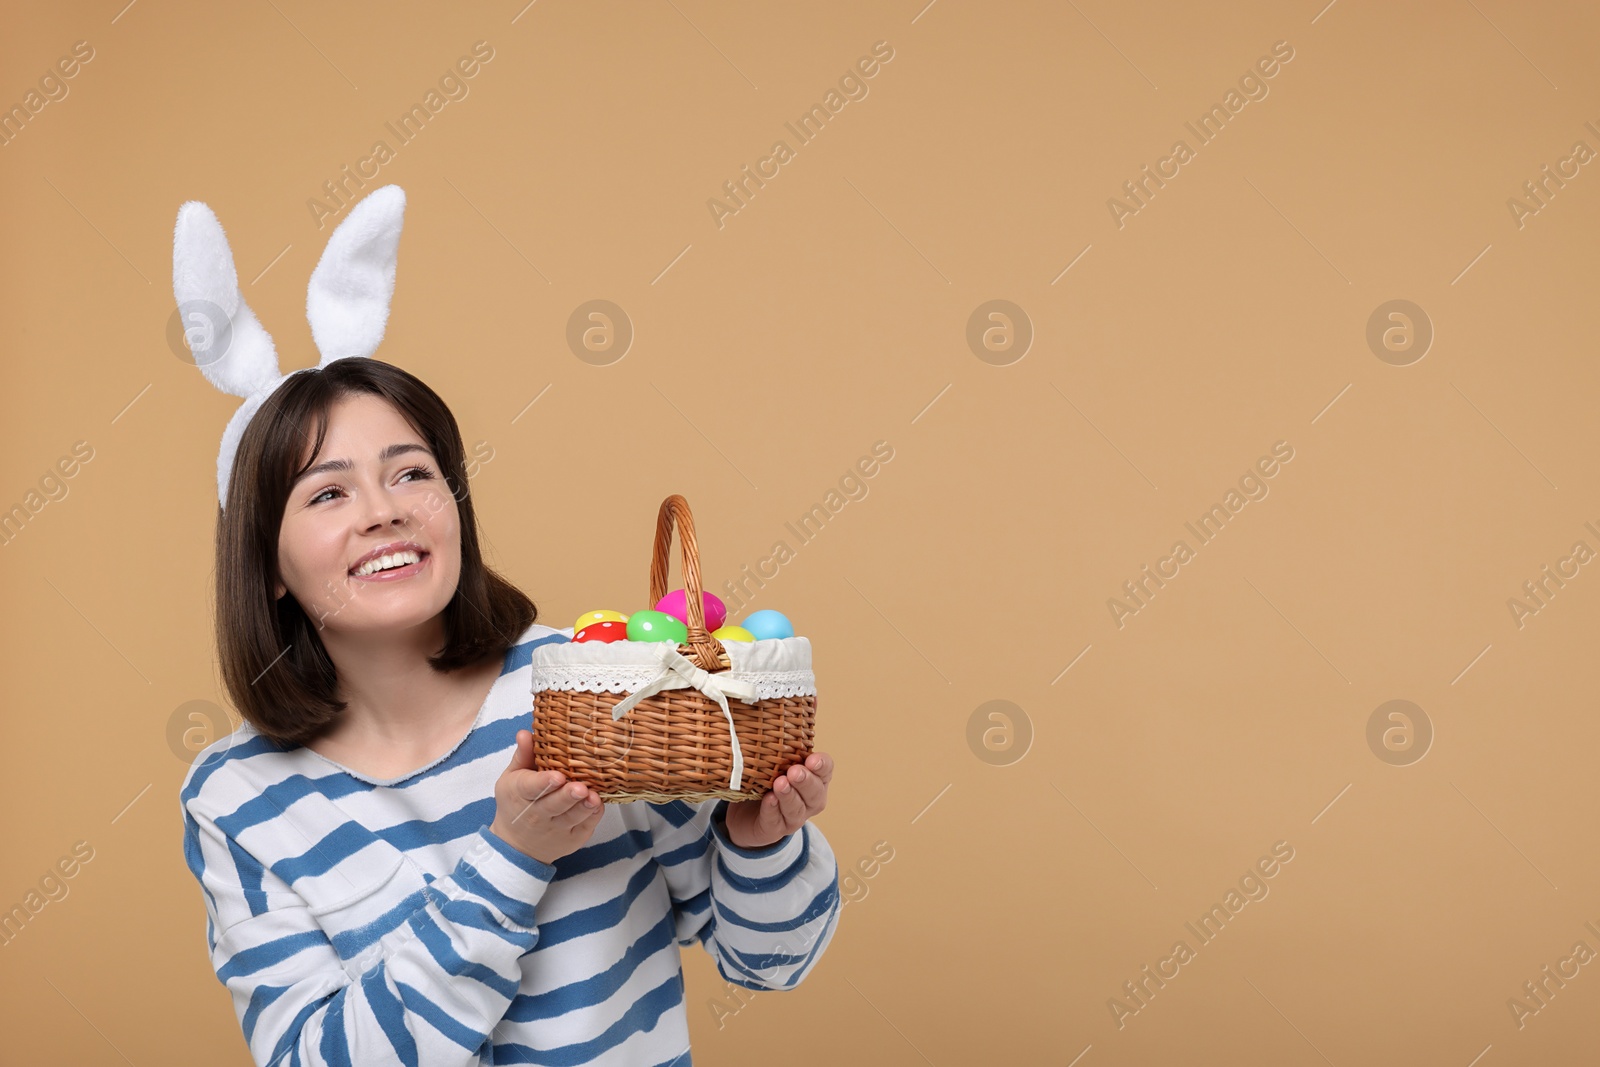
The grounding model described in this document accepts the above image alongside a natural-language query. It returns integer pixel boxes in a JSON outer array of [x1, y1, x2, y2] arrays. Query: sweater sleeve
[[644, 797, 841, 992], [182, 798, 555, 1067]]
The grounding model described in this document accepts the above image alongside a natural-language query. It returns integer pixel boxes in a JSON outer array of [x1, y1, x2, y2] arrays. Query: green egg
[[627, 609, 688, 643]]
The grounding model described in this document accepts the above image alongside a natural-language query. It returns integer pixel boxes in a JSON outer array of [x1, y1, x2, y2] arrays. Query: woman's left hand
[[722, 751, 833, 851]]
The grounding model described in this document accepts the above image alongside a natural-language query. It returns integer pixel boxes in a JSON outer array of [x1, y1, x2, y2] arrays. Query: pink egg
[[574, 620, 628, 643], [654, 588, 727, 632]]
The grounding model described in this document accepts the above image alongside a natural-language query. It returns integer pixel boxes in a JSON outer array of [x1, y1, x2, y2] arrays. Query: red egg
[[574, 621, 628, 643]]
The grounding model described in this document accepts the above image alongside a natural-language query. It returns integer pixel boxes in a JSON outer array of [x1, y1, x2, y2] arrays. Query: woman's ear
[[275, 581, 286, 599]]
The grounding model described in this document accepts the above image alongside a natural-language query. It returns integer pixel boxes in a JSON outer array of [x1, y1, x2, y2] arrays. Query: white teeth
[[353, 550, 422, 577]]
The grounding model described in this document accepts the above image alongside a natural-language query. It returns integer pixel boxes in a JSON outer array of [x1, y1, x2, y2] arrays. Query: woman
[[176, 186, 840, 1066]]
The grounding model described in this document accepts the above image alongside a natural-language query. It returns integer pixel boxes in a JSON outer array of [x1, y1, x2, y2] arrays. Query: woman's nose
[[358, 479, 411, 531]]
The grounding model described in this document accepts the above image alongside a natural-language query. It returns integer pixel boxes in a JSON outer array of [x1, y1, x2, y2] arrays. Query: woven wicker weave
[[529, 495, 817, 804]]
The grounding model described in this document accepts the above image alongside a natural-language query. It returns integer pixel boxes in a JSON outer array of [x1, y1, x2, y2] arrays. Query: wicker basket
[[529, 494, 818, 804]]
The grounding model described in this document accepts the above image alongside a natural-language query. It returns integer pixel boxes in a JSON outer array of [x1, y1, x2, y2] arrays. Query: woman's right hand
[[489, 729, 605, 867]]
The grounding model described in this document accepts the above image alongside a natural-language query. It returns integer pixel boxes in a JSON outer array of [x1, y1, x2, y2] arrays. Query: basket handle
[[647, 495, 731, 673]]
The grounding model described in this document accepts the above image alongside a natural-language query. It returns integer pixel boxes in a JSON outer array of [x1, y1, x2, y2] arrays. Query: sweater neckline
[[303, 658, 508, 788]]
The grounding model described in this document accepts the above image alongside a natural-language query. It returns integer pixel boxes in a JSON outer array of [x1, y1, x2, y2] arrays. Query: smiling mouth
[[350, 549, 430, 580]]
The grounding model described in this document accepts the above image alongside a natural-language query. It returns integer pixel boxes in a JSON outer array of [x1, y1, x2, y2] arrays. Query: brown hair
[[214, 357, 536, 746]]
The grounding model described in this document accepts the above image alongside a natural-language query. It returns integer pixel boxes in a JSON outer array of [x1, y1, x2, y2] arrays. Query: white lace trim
[[531, 664, 815, 700], [530, 634, 816, 699]]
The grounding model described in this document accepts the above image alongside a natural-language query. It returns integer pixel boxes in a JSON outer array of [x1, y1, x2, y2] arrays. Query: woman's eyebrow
[[294, 442, 432, 486]]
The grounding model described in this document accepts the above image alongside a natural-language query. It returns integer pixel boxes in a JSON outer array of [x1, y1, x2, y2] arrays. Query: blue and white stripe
[[179, 623, 840, 1066]]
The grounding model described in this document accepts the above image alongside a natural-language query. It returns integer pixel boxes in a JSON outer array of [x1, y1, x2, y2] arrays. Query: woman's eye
[[309, 466, 433, 506]]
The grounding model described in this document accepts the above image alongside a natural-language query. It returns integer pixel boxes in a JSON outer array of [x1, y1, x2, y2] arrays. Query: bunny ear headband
[[171, 184, 407, 508]]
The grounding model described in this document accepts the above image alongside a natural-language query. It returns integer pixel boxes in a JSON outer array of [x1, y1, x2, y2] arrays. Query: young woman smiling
[[180, 356, 841, 1065]]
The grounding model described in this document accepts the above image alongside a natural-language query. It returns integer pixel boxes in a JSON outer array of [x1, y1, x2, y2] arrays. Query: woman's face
[[275, 392, 463, 639]]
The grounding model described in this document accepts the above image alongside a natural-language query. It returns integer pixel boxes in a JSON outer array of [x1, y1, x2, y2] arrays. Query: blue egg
[[740, 609, 794, 640]]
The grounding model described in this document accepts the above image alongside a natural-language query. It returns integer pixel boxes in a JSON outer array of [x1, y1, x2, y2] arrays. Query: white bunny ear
[[306, 184, 406, 364], [172, 201, 281, 399]]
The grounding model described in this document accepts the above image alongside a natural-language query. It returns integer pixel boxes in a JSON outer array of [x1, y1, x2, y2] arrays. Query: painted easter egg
[[574, 620, 628, 643], [655, 588, 727, 632], [627, 609, 688, 643], [574, 609, 628, 633], [740, 609, 794, 640], [711, 625, 755, 643]]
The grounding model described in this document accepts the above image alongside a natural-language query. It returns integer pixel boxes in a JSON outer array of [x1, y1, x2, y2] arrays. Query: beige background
[[3, 0, 1599, 1063]]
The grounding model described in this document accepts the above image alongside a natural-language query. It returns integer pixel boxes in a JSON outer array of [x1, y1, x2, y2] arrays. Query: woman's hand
[[722, 751, 832, 851], [489, 730, 606, 867]]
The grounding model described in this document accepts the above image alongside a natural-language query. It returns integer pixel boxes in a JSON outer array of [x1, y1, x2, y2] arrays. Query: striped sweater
[[179, 622, 841, 1066]]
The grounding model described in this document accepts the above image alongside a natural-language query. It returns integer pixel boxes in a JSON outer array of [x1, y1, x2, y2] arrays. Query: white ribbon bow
[[609, 643, 761, 792]]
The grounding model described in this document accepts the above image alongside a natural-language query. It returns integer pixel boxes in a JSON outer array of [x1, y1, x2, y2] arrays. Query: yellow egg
[[574, 609, 628, 633], [712, 625, 755, 643]]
